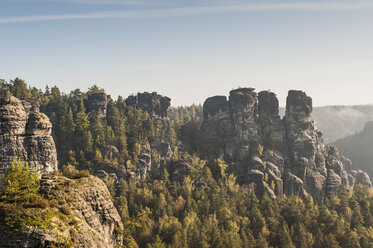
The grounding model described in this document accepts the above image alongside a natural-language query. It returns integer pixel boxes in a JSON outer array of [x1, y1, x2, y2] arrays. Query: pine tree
[[0, 158, 40, 205], [291, 222, 314, 248], [66, 107, 75, 137], [323, 233, 341, 248], [276, 221, 295, 248]]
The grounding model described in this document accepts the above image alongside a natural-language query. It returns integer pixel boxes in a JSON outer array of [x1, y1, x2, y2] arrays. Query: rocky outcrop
[[130, 142, 173, 181], [202, 88, 259, 161], [86, 92, 108, 126], [257, 91, 284, 152], [202, 95, 234, 159], [126, 92, 170, 119], [351, 170, 372, 187], [151, 141, 173, 166], [283, 90, 328, 198], [0, 175, 123, 248], [0, 96, 124, 247], [124, 92, 173, 180], [201, 88, 372, 198], [202, 88, 276, 197], [0, 96, 57, 176]]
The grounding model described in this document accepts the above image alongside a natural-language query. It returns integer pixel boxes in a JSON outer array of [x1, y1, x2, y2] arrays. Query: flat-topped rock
[[126, 92, 170, 119]]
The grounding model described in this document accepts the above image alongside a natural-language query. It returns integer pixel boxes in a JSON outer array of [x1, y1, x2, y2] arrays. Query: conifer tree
[[1, 158, 40, 205]]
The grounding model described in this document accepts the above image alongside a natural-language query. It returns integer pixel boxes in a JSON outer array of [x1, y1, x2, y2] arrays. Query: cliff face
[[0, 96, 57, 176], [0, 175, 123, 248], [40, 175, 123, 248], [202, 88, 259, 162], [0, 96, 124, 248], [81, 91, 173, 182], [283, 90, 328, 198], [125, 92, 173, 180], [201, 88, 372, 198]]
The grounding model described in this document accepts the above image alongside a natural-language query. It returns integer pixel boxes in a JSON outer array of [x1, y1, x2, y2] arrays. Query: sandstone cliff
[[0, 175, 123, 248], [0, 96, 124, 247], [201, 88, 372, 198], [0, 96, 57, 176], [125, 92, 173, 180]]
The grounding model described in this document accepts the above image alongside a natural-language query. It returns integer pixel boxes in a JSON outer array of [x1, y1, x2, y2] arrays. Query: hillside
[[1, 78, 373, 247], [333, 121, 373, 179]]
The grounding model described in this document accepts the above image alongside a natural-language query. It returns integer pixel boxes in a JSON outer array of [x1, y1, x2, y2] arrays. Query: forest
[[1, 78, 373, 248]]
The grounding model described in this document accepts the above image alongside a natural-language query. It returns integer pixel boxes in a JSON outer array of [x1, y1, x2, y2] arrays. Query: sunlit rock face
[[201, 88, 372, 198], [0, 175, 124, 248], [283, 90, 328, 198], [0, 96, 57, 176]]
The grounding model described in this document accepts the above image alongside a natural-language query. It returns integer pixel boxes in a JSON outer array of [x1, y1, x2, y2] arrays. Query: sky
[[1, 0, 373, 107]]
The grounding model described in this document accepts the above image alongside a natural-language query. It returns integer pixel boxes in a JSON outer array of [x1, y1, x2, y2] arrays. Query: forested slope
[[2, 78, 373, 247]]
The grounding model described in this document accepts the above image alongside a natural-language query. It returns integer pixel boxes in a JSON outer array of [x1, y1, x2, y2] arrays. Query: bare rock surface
[[0, 96, 57, 176], [126, 92, 170, 119], [201, 88, 372, 198], [0, 175, 123, 248]]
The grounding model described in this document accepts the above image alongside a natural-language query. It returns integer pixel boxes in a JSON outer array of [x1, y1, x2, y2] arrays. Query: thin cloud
[[1, 1, 372, 24], [14, 0, 147, 5]]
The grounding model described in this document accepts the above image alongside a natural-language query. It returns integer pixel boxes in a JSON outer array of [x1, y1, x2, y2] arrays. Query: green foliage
[[46, 233, 75, 248], [257, 144, 264, 156], [62, 164, 90, 179], [0, 78, 180, 175], [105, 161, 373, 248], [0, 158, 53, 229], [1, 158, 40, 205], [4, 78, 373, 248], [117, 211, 152, 248]]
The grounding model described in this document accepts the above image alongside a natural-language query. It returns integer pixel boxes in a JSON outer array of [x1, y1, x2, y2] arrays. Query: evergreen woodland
[[2, 78, 373, 248]]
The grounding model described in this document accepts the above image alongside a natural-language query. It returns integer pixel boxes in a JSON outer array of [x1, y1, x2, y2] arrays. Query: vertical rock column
[[283, 90, 327, 197], [0, 96, 57, 177], [257, 91, 285, 196]]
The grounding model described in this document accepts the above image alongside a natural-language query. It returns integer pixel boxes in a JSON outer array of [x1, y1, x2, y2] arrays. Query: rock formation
[[257, 91, 284, 152], [0, 175, 123, 248], [201, 88, 372, 198], [283, 90, 328, 198], [82, 91, 173, 182], [0, 96, 57, 176], [0, 96, 124, 247], [124, 92, 173, 180], [86, 92, 108, 126], [202, 88, 259, 164], [126, 92, 171, 119], [202, 88, 275, 197]]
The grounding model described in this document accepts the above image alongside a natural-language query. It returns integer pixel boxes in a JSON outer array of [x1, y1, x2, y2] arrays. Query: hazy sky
[[1, 0, 373, 106]]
